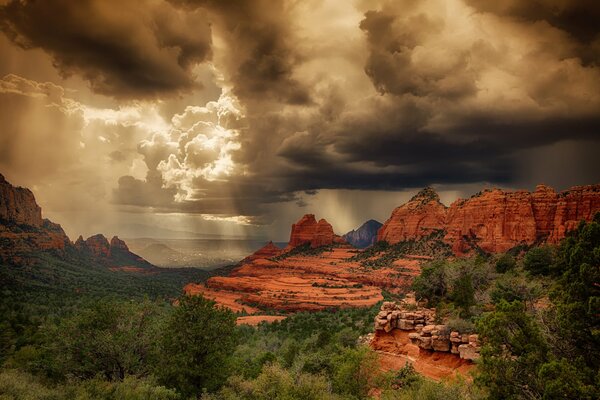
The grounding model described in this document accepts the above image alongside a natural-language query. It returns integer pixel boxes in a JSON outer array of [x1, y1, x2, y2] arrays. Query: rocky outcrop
[[377, 188, 447, 244], [373, 300, 480, 361], [343, 219, 382, 248], [0, 174, 43, 227], [82, 234, 111, 257], [288, 214, 344, 248], [0, 175, 71, 262], [243, 241, 282, 262], [378, 184, 600, 254], [76, 234, 154, 269]]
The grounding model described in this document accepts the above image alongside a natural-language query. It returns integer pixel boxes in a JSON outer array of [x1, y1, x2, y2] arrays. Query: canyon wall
[[378, 184, 600, 254]]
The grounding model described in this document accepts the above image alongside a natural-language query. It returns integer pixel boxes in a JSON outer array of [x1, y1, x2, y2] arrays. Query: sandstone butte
[[0, 173, 153, 269], [184, 214, 423, 319], [377, 184, 600, 254], [286, 213, 347, 249]]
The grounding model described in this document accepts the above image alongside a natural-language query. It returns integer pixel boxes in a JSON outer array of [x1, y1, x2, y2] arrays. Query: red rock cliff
[[377, 188, 447, 244], [378, 184, 600, 254], [0, 174, 43, 226], [288, 214, 342, 248]]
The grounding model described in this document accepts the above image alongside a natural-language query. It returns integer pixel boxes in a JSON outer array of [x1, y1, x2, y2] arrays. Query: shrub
[[494, 254, 515, 273], [523, 246, 553, 275], [451, 272, 475, 318]]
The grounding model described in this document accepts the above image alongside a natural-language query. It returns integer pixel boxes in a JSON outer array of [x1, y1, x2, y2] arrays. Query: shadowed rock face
[[0, 174, 71, 261], [343, 219, 383, 248], [0, 174, 43, 227], [378, 184, 600, 254]]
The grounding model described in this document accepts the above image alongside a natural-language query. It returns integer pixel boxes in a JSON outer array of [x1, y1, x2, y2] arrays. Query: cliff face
[[0, 174, 43, 227], [0, 174, 71, 261], [548, 185, 600, 243], [377, 188, 447, 244], [288, 214, 343, 248], [444, 189, 538, 254], [343, 219, 382, 248], [378, 184, 600, 254]]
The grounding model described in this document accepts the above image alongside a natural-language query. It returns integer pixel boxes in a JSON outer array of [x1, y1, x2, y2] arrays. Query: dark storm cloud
[[465, 0, 600, 44], [0, 0, 212, 98], [169, 0, 311, 105]]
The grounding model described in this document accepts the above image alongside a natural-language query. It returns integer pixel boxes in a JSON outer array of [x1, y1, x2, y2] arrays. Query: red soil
[[185, 247, 422, 314], [371, 330, 474, 381]]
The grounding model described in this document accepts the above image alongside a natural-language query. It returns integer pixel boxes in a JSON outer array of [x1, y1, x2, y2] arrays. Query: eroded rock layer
[[184, 247, 422, 313], [370, 298, 477, 381], [378, 184, 600, 254]]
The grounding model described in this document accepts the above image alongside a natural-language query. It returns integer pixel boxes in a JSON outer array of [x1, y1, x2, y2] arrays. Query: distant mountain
[[343, 220, 383, 248], [135, 243, 183, 266], [0, 173, 220, 300], [0, 173, 154, 270]]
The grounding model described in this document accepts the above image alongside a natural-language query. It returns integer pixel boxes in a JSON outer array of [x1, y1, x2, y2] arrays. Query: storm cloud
[[0, 0, 212, 98], [0, 0, 599, 238]]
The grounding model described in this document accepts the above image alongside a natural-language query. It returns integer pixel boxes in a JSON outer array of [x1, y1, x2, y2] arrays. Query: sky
[[0, 0, 599, 241]]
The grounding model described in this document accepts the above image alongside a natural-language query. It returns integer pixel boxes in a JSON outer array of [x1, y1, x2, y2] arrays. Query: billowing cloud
[[0, 0, 599, 239], [0, 0, 212, 98]]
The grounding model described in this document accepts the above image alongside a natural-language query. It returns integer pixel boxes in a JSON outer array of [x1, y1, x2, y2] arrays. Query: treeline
[[0, 295, 479, 399]]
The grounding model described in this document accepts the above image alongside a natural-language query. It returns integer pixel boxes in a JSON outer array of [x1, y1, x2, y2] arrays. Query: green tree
[[495, 253, 516, 273], [476, 300, 548, 399], [38, 299, 163, 381], [544, 213, 600, 394], [452, 272, 475, 318], [412, 260, 448, 305], [523, 246, 553, 275], [332, 346, 379, 399], [156, 295, 238, 396]]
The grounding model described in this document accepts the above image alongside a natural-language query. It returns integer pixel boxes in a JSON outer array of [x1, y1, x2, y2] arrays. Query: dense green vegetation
[[1, 214, 599, 399]]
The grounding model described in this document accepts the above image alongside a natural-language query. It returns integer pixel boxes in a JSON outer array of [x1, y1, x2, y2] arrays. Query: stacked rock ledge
[[374, 297, 480, 361]]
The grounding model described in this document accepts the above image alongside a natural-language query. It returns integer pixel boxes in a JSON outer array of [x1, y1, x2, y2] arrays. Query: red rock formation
[[377, 188, 447, 243], [243, 241, 282, 262], [288, 214, 341, 248], [444, 189, 538, 254], [109, 236, 129, 252], [549, 185, 600, 243], [0, 174, 71, 262], [378, 184, 600, 254], [0, 174, 43, 226], [84, 234, 111, 257], [531, 184, 558, 239]]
